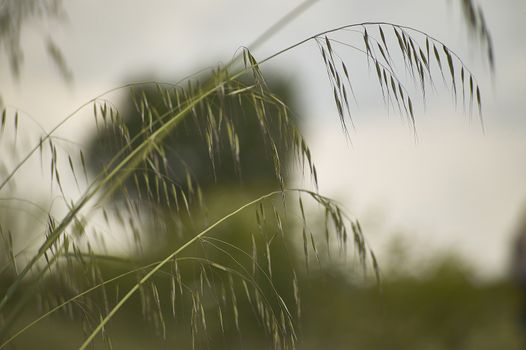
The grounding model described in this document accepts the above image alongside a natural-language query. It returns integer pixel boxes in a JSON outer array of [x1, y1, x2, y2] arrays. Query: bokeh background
[[1, 0, 526, 349]]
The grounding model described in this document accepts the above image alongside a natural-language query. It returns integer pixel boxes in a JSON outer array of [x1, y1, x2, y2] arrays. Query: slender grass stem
[[78, 190, 282, 349]]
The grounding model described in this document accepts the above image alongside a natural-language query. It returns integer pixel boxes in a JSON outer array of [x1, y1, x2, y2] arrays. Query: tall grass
[[0, 1, 492, 348]]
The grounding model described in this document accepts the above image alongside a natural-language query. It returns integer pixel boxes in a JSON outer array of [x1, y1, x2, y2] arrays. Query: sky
[[1, 0, 525, 279]]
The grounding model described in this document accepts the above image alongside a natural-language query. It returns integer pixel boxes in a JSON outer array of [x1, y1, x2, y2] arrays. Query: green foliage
[[300, 260, 522, 350]]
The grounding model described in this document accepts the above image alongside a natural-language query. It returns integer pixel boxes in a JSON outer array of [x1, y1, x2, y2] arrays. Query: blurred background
[[1, 0, 526, 349]]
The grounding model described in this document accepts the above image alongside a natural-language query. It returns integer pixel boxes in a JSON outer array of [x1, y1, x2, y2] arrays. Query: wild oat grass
[[0, 1, 492, 349]]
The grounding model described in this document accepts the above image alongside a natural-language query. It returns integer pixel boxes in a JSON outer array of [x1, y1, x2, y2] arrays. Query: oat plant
[[0, 1, 492, 349]]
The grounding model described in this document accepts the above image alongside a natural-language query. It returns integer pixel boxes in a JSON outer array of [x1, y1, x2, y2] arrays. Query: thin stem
[[248, 0, 319, 50], [78, 190, 282, 350], [259, 21, 479, 82], [0, 256, 217, 349]]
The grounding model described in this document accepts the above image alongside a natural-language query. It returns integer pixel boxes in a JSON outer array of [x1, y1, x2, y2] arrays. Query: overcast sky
[[1, 0, 525, 279]]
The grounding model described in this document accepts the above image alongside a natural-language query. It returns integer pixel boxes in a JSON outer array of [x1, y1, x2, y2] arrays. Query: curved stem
[[78, 190, 282, 349]]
